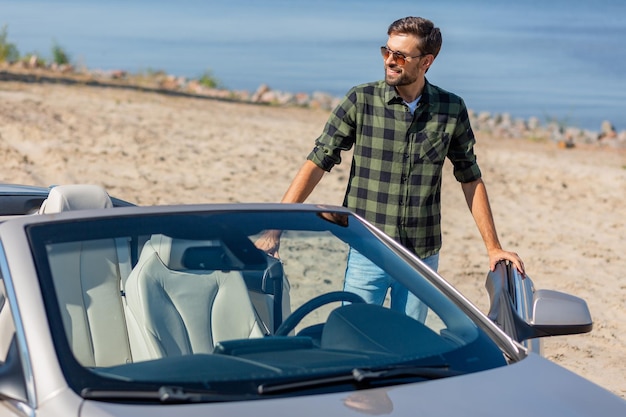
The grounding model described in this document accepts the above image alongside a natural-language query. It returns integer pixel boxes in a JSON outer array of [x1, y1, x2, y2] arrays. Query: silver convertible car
[[0, 184, 624, 416]]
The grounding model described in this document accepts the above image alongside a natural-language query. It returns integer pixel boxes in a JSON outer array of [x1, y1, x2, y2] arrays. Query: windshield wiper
[[81, 385, 252, 403], [352, 366, 460, 382], [258, 364, 461, 395]]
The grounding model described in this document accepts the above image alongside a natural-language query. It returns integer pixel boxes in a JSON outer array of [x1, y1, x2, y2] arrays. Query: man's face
[[383, 33, 427, 87]]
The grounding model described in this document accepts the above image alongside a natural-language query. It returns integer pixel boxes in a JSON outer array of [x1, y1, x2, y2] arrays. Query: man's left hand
[[489, 249, 525, 276]]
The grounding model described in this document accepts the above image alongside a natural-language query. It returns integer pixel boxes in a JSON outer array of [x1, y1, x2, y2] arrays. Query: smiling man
[[259, 16, 524, 320]]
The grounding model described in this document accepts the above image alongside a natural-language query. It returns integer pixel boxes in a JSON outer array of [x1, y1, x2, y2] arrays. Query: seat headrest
[[149, 235, 228, 271], [39, 185, 113, 214]]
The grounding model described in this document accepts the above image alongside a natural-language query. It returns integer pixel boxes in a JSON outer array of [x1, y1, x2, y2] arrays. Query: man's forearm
[[281, 160, 326, 203], [462, 178, 525, 273], [461, 178, 502, 252]]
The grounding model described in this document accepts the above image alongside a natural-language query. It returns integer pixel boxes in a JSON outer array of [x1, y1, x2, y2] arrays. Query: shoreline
[[1, 63, 625, 150]]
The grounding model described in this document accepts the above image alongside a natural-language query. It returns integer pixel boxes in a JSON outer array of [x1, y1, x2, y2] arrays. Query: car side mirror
[[530, 289, 593, 336], [485, 262, 592, 348]]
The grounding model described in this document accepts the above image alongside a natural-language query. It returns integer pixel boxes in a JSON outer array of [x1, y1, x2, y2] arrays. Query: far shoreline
[[1, 62, 625, 151]]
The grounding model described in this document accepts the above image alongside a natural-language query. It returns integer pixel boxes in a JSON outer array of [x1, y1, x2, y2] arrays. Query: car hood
[[80, 354, 624, 416]]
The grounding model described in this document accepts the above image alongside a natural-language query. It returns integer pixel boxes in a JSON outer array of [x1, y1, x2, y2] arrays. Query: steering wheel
[[274, 291, 366, 336]]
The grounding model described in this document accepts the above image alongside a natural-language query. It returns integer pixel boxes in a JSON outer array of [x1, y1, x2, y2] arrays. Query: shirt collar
[[385, 78, 433, 106]]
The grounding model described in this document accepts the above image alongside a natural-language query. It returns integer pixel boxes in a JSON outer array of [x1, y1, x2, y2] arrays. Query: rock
[[598, 120, 617, 140], [251, 84, 271, 102], [158, 75, 180, 90], [28, 55, 40, 68], [527, 117, 541, 130], [110, 70, 127, 79]]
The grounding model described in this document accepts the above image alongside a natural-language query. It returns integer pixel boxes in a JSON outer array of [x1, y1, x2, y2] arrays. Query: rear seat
[[38, 184, 114, 213], [42, 185, 133, 367]]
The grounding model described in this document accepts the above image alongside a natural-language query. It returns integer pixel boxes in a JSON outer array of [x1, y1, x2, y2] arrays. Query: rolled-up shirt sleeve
[[307, 89, 358, 172], [448, 100, 482, 183]]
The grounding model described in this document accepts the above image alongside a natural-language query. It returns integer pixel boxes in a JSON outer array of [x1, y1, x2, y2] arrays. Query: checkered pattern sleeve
[[307, 87, 359, 172]]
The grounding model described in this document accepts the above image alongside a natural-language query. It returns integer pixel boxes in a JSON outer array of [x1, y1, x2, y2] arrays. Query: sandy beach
[[0, 80, 624, 397]]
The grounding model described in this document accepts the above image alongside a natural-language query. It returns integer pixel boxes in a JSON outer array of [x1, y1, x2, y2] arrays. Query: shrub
[[51, 41, 70, 65], [0, 24, 20, 63], [197, 69, 222, 88]]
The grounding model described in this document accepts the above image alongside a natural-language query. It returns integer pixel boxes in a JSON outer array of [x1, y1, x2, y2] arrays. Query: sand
[[0, 80, 624, 397]]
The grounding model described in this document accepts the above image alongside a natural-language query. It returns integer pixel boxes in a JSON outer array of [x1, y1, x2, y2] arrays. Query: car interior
[[40, 185, 291, 367]]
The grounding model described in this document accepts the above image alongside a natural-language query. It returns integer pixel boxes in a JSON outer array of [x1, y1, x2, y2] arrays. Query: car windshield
[[27, 207, 507, 400]]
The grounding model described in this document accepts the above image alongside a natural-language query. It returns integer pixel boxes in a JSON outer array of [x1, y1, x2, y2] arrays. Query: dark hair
[[387, 17, 442, 58]]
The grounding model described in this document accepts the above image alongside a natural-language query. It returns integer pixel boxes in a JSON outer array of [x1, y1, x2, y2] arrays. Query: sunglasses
[[380, 46, 426, 66]]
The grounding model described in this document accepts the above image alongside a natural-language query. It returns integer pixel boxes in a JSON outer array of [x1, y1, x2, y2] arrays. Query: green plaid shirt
[[308, 79, 482, 258]]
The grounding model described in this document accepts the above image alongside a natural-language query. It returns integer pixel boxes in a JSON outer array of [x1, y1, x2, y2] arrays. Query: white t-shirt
[[404, 95, 422, 115]]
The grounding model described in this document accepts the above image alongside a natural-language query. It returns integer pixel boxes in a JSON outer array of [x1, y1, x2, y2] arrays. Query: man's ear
[[424, 55, 435, 68], [422, 55, 435, 73]]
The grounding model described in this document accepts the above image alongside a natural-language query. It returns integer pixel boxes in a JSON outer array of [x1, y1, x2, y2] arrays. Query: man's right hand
[[255, 229, 282, 258]]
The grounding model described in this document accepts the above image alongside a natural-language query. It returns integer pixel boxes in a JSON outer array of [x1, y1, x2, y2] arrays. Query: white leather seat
[[124, 235, 266, 362], [39, 184, 113, 214], [43, 185, 132, 367]]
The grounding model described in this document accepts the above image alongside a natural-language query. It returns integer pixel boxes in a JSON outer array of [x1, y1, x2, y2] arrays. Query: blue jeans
[[343, 248, 439, 322]]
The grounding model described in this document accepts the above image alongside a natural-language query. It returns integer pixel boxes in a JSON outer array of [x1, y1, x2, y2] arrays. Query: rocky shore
[[1, 61, 624, 150]]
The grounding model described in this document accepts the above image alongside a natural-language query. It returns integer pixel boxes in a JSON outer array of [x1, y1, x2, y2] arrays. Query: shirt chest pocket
[[414, 131, 449, 164]]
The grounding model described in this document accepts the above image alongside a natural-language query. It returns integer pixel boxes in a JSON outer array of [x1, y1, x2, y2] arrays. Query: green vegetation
[[197, 69, 221, 88], [0, 24, 20, 63], [51, 41, 70, 65], [0, 23, 227, 93], [1, 24, 73, 66]]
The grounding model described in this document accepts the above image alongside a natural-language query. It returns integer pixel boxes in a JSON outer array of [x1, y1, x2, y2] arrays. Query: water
[[1, 0, 625, 131]]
